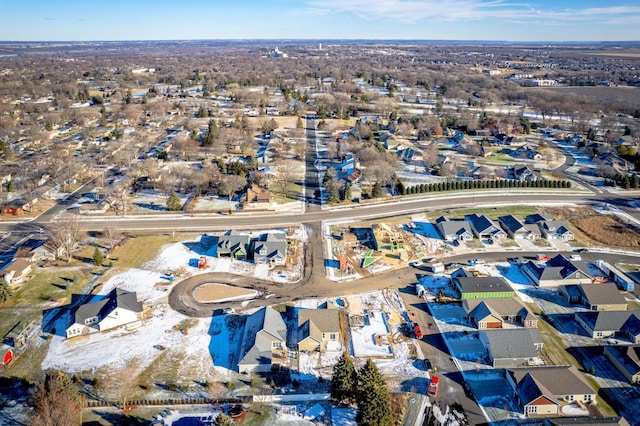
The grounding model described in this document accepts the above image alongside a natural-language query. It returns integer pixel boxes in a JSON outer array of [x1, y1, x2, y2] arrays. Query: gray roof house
[[523, 255, 592, 287], [217, 231, 250, 259], [253, 233, 287, 265], [480, 328, 543, 367], [559, 283, 628, 311], [66, 288, 143, 338], [435, 216, 473, 242], [575, 310, 640, 339], [603, 345, 640, 384], [508, 366, 597, 418], [498, 215, 541, 240], [297, 308, 341, 352], [464, 214, 507, 241], [537, 220, 574, 241], [238, 306, 288, 374]]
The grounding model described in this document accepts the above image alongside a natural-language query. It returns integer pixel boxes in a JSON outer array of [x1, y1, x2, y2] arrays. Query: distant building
[[270, 47, 288, 58]]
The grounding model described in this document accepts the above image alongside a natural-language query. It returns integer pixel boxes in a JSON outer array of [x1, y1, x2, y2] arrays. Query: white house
[[66, 288, 143, 338]]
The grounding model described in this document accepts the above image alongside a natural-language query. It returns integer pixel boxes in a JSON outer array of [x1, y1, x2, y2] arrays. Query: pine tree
[[331, 352, 357, 405], [356, 358, 392, 426], [371, 181, 384, 198], [343, 184, 352, 202], [327, 183, 339, 203], [213, 414, 235, 426], [167, 191, 182, 211], [92, 247, 104, 266]]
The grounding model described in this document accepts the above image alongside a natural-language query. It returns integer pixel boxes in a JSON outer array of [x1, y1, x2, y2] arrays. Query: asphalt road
[[3, 117, 640, 425]]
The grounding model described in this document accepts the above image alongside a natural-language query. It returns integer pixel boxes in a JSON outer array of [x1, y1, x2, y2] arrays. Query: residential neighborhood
[[0, 38, 639, 426]]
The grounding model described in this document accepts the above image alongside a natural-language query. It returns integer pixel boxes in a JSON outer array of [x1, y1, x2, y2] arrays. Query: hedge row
[[397, 179, 571, 195]]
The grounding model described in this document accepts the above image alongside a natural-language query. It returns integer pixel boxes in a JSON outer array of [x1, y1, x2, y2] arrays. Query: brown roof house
[[508, 366, 597, 418], [0, 258, 32, 288], [464, 297, 538, 329], [242, 185, 274, 211], [297, 308, 341, 352]]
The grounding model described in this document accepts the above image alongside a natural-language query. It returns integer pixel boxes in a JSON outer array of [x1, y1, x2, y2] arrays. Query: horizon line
[[1, 38, 640, 44]]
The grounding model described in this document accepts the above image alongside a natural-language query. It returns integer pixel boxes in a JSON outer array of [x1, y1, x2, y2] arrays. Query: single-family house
[[592, 152, 628, 173], [464, 214, 507, 242], [480, 328, 543, 368], [0, 258, 32, 288], [14, 237, 62, 264], [297, 308, 341, 352], [435, 216, 473, 242], [574, 310, 640, 339], [454, 276, 515, 299], [537, 220, 574, 241], [512, 165, 541, 182], [559, 283, 627, 311], [512, 145, 542, 161], [253, 233, 287, 265], [524, 213, 553, 225], [603, 345, 640, 384], [66, 288, 143, 338], [508, 366, 597, 418], [237, 306, 287, 374], [242, 185, 274, 211], [217, 231, 250, 259], [523, 255, 592, 287], [498, 215, 541, 240], [464, 297, 537, 329]]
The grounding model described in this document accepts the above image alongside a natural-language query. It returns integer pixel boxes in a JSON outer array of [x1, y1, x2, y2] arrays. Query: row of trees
[[604, 173, 640, 189], [331, 354, 394, 426], [397, 178, 572, 195]]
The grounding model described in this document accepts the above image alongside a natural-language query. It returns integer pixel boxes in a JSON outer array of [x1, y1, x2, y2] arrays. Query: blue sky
[[2, 0, 639, 41]]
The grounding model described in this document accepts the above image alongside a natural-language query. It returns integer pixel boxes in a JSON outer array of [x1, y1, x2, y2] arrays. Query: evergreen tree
[[92, 247, 104, 266], [371, 181, 384, 198], [356, 359, 392, 426], [167, 191, 182, 211], [327, 183, 339, 203], [213, 414, 235, 426], [631, 173, 639, 189], [343, 184, 352, 202], [331, 352, 357, 405], [0, 277, 11, 303], [623, 175, 631, 189], [6, 181, 13, 192]]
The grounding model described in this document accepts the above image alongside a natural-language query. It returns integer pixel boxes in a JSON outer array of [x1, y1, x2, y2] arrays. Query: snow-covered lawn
[[351, 311, 392, 357]]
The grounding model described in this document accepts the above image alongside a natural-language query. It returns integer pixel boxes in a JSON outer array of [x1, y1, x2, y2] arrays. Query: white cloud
[[300, 0, 640, 24]]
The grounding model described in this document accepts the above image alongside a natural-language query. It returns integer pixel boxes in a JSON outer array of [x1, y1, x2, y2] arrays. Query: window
[[329, 333, 337, 340], [272, 341, 282, 349]]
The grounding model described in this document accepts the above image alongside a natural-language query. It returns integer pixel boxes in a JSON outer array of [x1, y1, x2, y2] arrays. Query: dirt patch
[[540, 206, 640, 249], [193, 283, 256, 303]]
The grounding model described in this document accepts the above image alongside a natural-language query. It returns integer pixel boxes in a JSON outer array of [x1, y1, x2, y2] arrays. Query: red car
[[428, 375, 439, 396], [413, 322, 423, 339]]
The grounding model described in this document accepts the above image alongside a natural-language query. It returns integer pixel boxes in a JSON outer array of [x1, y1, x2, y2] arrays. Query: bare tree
[[103, 220, 122, 252], [30, 371, 82, 426], [48, 214, 82, 262]]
